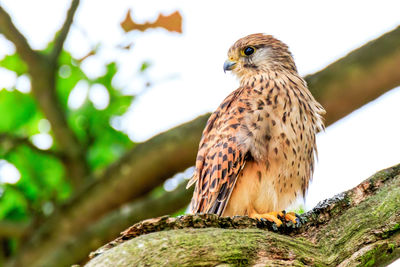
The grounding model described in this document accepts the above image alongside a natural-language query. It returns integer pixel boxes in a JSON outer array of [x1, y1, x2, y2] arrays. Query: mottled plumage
[[187, 34, 325, 221]]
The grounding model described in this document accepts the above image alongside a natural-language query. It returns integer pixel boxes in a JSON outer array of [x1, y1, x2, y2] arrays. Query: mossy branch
[[86, 164, 400, 266]]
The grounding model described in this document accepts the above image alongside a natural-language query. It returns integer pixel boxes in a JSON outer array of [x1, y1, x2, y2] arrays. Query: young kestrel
[[187, 34, 325, 226]]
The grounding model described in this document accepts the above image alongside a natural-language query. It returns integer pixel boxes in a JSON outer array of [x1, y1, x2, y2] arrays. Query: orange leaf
[[120, 10, 182, 33]]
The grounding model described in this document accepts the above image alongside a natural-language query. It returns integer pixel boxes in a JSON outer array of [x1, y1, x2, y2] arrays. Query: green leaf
[[0, 186, 28, 221], [86, 103, 132, 170], [0, 53, 28, 76], [87, 126, 132, 170], [6, 146, 70, 210], [0, 90, 38, 132], [68, 99, 133, 170], [94, 62, 135, 115], [92, 62, 117, 90], [66, 60, 135, 170], [56, 50, 88, 110], [107, 95, 134, 115], [140, 61, 151, 72]]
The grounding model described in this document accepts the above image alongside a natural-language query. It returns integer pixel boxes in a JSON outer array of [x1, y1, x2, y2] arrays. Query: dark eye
[[243, 46, 255, 56]]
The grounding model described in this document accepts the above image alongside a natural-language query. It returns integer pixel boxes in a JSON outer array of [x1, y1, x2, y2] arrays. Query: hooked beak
[[223, 60, 237, 73]]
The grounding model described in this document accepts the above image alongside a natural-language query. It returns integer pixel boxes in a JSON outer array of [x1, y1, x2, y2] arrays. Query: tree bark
[[85, 164, 400, 267]]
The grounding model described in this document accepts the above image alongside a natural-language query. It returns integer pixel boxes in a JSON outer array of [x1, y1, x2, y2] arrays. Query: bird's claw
[[253, 210, 303, 230]]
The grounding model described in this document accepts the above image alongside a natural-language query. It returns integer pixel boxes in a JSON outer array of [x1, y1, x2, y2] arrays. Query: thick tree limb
[[9, 25, 400, 267], [306, 25, 400, 125], [85, 164, 400, 266], [0, 2, 88, 187]]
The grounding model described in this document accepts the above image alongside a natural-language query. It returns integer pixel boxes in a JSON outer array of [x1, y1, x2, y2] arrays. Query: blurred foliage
[[0, 90, 39, 133], [2, 146, 67, 220], [0, 53, 27, 75], [0, 47, 136, 221]]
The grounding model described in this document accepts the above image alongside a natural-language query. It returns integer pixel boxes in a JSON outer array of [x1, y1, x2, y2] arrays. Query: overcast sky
[[0, 0, 399, 211]]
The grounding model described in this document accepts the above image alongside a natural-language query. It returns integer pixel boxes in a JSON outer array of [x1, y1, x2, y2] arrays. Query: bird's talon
[[251, 212, 283, 227], [250, 210, 304, 229], [283, 211, 298, 224]]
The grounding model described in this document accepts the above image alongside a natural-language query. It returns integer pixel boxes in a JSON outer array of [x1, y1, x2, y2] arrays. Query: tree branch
[[306, 25, 400, 125], [86, 164, 400, 266], [0, 6, 39, 66], [0, 133, 63, 158], [50, 0, 80, 61], [28, 60, 89, 188], [0, 221, 29, 238]]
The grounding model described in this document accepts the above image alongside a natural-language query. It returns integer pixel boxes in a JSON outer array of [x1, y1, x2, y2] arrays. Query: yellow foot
[[284, 211, 298, 224], [250, 210, 299, 227], [250, 211, 284, 227]]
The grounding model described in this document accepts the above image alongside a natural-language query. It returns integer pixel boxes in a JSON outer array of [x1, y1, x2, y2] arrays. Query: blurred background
[[0, 0, 399, 266]]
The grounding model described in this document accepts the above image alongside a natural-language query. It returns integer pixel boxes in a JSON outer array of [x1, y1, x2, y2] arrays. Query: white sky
[[0, 0, 399, 213]]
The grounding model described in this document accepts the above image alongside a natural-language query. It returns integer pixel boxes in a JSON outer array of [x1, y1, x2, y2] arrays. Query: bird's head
[[224, 33, 297, 79]]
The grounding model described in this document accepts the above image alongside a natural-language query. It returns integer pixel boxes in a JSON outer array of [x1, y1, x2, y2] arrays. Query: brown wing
[[187, 88, 247, 216]]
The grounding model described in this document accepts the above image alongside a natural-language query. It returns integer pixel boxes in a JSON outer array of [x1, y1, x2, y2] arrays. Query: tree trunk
[[85, 164, 400, 267]]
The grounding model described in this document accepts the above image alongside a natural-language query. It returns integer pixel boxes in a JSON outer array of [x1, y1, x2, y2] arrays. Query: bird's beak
[[223, 60, 237, 73]]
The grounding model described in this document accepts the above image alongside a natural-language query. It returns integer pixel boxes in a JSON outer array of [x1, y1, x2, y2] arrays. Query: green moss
[[357, 242, 399, 267], [382, 223, 400, 238], [86, 228, 263, 267], [359, 245, 380, 266], [86, 228, 326, 267], [364, 258, 376, 267]]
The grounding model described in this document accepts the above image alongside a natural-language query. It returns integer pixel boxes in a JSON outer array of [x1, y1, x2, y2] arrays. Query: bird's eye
[[243, 46, 255, 56]]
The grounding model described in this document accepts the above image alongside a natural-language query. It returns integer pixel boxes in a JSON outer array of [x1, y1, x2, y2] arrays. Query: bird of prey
[[187, 33, 325, 226]]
